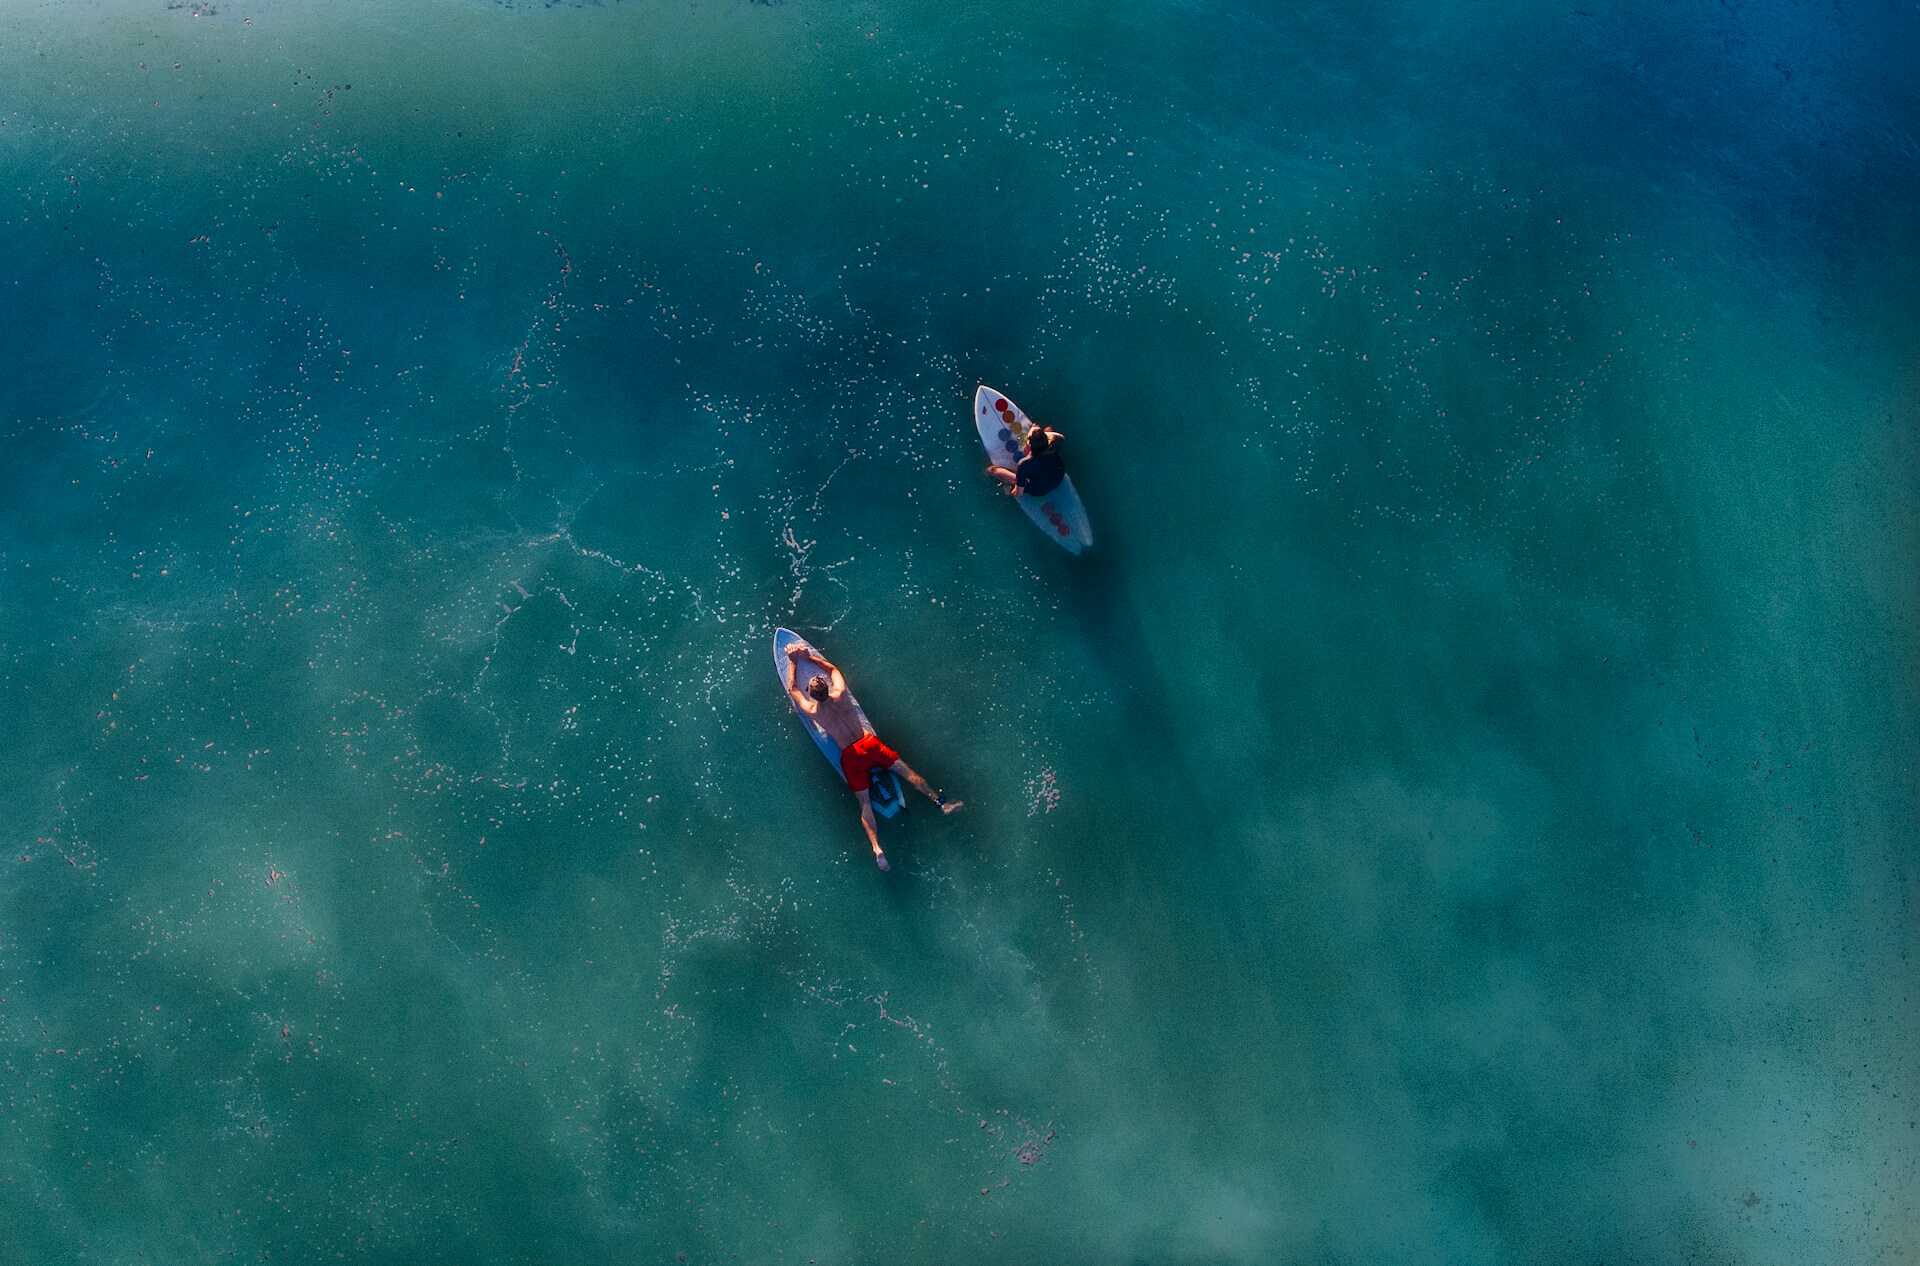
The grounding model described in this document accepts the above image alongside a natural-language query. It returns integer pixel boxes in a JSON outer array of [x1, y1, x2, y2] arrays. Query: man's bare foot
[[873, 851, 890, 871], [939, 799, 964, 815]]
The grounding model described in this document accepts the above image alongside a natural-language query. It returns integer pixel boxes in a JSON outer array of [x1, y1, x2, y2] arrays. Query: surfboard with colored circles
[[974, 385, 1094, 555]]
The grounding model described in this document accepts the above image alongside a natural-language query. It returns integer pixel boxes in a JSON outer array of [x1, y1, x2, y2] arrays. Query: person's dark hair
[[807, 676, 830, 701], [1027, 427, 1053, 454]]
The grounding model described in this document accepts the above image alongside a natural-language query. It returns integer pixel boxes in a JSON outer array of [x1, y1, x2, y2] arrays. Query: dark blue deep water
[[2, 0, 1916, 1261]]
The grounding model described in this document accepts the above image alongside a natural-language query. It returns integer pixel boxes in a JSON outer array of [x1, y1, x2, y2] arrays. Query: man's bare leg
[[891, 759, 963, 814], [856, 789, 888, 870]]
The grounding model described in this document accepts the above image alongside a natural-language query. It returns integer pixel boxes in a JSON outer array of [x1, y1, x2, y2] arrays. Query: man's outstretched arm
[[802, 648, 848, 700], [811, 651, 848, 700], [785, 647, 817, 713]]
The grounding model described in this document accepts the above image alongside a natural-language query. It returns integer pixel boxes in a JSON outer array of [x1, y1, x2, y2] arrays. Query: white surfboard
[[772, 628, 905, 818], [974, 385, 1094, 555]]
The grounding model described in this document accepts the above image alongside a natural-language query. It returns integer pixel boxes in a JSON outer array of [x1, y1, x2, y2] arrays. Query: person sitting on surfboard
[[785, 642, 963, 870], [986, 423, 1066, 498]]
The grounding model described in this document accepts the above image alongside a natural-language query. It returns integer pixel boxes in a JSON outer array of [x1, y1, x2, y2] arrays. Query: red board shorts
[[839, 733, 900, 793]]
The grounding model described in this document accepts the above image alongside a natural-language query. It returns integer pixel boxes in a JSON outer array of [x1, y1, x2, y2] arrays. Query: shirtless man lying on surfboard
[[785, 642, 963, 870]]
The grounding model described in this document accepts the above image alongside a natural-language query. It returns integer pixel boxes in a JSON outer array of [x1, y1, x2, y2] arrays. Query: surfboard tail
[[869, 768, 906, 818]]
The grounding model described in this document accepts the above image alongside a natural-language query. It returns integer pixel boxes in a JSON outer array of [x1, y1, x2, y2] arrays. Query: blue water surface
[[1, 0, 1915, 1261]]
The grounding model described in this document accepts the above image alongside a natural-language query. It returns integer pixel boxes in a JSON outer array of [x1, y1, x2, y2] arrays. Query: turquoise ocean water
[[2, 0, 1916, 1260]]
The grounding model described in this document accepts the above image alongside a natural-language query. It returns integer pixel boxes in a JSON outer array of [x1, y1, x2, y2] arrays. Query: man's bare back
[[808, 687, 871, 751]]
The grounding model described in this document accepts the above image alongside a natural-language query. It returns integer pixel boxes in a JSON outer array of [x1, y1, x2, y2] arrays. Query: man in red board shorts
[[785, 642, 963, 871]]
